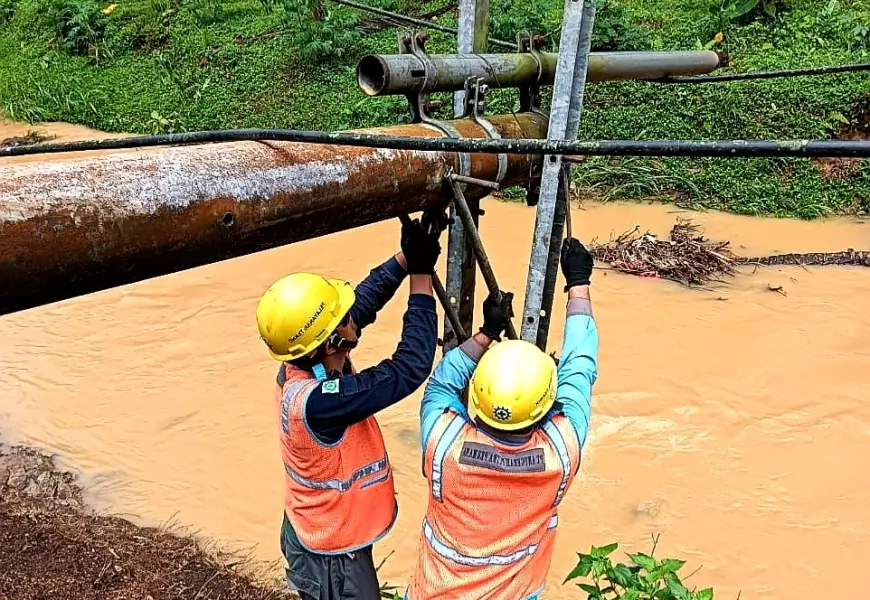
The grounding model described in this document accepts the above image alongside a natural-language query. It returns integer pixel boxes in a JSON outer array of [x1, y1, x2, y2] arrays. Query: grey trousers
[[280, 514, 381, 600]]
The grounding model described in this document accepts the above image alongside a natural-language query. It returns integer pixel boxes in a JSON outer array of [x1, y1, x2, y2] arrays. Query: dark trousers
[[281, 514, 381, 600]]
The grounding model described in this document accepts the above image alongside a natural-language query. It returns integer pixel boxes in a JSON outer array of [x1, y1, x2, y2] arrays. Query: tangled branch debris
[[589, 219, 737, 286], [589, 219, 870, 286], [1, 130, 53, 148]]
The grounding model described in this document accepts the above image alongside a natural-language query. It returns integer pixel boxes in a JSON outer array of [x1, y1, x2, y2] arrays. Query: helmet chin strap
[[327, 331, 359, 351], [311, 333, 359, 380]]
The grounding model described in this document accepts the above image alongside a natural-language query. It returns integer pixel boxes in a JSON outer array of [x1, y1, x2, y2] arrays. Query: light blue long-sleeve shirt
[[420, 301, 599, 451], [413, 300, 598, 600]]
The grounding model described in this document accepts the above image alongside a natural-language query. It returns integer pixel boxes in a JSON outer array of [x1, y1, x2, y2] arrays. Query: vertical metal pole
[[520, 0, 586, 345], [444, 0, 490, 352], [534, 0, 597, 348]]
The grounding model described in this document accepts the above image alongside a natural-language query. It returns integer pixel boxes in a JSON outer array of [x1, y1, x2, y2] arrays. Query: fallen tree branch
[[736, 250, 870, 267], [590, 220, 870, 287]]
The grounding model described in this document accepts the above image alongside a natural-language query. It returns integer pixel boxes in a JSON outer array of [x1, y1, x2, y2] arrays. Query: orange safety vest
[[276, 363, 397, 554], [407, 411, 581, 600]]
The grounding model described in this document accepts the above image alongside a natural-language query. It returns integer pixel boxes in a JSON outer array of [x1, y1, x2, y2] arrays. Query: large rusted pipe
[[357, 51, 723, 96], [0, 113, 547, 316]]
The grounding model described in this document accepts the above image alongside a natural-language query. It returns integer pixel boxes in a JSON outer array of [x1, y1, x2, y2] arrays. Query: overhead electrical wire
[[4, 128, 870, 159], [330, 0, 517, 49], [655, 61, 870, 84]]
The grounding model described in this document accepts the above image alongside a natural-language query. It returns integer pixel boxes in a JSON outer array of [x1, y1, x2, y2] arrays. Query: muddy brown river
[[2, 120, 870, 599]]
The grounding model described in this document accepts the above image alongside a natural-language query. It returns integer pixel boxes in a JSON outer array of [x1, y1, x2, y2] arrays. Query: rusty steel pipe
[[357, 51, 723, 96], [0, 113, 547, 316]]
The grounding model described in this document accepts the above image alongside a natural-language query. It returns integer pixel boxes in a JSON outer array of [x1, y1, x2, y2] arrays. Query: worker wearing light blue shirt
[[406, 238, 599, 600]]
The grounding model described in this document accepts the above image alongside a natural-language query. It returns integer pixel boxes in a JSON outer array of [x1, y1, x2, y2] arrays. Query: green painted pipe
[[357, 51, 723, 96]]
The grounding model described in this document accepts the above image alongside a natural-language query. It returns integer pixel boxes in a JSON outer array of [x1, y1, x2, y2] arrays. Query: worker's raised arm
[[554, 238, 599, 450], [349, 253, 408, 332], [304, 217, 442, 438], [420, 290, 514, 450]]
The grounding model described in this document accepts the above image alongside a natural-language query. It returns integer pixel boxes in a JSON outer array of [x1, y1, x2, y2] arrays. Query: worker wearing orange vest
[[406, 237, 598, 600], [256, 214, 445, 600]]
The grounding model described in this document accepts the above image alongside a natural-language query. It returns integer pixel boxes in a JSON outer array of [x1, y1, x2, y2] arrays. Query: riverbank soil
[[0, 445, 293, 600]]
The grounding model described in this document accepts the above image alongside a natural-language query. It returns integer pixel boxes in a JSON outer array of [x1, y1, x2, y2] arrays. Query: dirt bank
[[0, 443, 293, 600]]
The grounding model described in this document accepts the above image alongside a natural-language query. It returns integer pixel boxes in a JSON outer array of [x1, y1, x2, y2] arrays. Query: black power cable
[[655, 61, 870, 84], [330, 0, 516, 49], [4, 128, 870, 158]]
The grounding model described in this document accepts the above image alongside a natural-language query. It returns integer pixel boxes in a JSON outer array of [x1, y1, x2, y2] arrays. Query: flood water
[[2, 120, 870, 599]]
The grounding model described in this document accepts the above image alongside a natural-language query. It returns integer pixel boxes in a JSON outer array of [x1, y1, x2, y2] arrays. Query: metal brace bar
[[449, 172, 500, 190], [534, 0, 596, 348], [520, 0, 587, 345], [446, 176, 518, 340], [443, 3, 489, 351], [397, 215, 467, 342]]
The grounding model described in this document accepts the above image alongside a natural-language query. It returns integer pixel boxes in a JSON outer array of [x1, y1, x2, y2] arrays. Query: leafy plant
[[103, 0, 180, 52], [591, 0, 652, 51], [0, 0, 16, 25], [45, 0, 106, 57], [489, 0, 556, 44], [820, 0, 870, 44], [375, 550, 403, 600], [189, 0, 225, 25], [565, 537, 716, 600], [256, 0, 282, 12], [280, 0, 360, 62], [712, 0, 786, 26]]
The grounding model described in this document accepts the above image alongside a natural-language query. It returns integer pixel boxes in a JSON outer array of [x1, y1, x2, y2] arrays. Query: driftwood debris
[[590, 219, 870, 287], [590, 219, 737, 286], [737, 250, 870, 267]]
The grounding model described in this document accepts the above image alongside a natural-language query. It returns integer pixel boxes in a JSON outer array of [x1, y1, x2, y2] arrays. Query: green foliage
[[281, 0, 361, 61], [565, 538, 716, 600], [489, 0, 652, 51], [45, 0, 107, 57], [0, 0, 16, 25], [592, 0, 652, 51], [719, 0, 786, 23], [102, 0, 180, 52], [256, 0, 282, 12], [489, 0, 556, 43], [189, 0, 226, 25]]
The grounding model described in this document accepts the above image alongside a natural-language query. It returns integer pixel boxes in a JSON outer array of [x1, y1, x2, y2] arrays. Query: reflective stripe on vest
[[281, 380, 314, 435], [541, 420, 571, 507], [410, 414, 581, 599], [277, 362, 397, 554], [284, 456, 389, 493], [430, 414, 466, 502], [422, 515, 559, 568]]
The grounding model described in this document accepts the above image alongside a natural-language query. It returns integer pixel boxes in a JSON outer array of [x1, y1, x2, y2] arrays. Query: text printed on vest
[[458, 442, 546, 473]]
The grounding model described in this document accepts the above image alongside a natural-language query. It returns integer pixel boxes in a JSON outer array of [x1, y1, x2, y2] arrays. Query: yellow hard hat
[[469, 340, 558, 431], [256, 273, 356, 361]]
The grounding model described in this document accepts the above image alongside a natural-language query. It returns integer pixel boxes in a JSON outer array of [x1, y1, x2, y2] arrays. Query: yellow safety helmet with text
[[469, 339, 558, 431], [256, 273, 355, 361]]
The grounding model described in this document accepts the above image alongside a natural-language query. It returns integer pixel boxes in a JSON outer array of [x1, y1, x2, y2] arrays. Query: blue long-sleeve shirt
[[301, 256, 438, 444], [420, 298, 598, 452]]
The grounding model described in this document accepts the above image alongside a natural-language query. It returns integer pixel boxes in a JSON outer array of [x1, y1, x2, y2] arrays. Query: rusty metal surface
[[0, 113, 547, 315]]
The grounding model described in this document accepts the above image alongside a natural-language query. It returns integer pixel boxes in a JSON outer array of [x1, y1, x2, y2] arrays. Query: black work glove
[[401, 217, 442, 275], [479, 289, 514, 342], [561, 237, 593, 291]]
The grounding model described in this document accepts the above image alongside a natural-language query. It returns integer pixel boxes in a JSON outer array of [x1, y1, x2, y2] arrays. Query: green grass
[[1, 0, 869, 217]]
